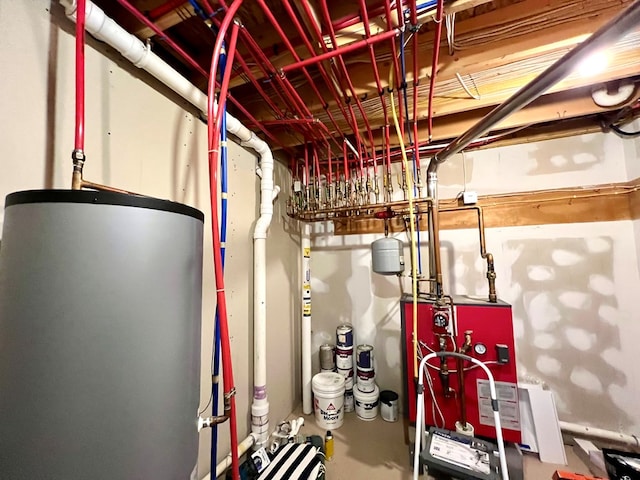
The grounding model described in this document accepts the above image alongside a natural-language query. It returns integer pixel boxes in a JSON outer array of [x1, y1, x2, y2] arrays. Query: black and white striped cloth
[[258, 443, 323, 480]]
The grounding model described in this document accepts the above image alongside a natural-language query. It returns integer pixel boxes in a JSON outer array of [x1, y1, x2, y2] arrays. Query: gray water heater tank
[[0, 190, 204, 479], [371, 236, 405, 275]]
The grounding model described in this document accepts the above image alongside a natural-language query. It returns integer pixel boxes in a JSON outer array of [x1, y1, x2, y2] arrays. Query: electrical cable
[[609, 122, 640, 138], [389, 64, 420, 381]]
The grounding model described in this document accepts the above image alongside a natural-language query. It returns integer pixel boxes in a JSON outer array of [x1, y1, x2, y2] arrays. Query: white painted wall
[[311, 130, 640, 433], [0, 2, 299, 477]]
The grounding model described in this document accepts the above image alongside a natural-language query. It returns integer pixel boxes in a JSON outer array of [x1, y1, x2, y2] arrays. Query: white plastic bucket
[[312, 373, 346, 429], [335, 346, 353, 370], [380, 390, 399, 422], [356, 366, 376, 393], [344, 388, 354, 413], [354, 383, 379, 421]]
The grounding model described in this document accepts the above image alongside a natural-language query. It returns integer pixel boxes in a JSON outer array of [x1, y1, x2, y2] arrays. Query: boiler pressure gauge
[[433, 311, 449, 328], [474, 343, 487, 355]]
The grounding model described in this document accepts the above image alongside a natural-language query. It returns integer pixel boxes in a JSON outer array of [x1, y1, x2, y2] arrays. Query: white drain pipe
[[559, 421, 640, 448], [61, 0, 279, 468], [301, 223, 312, 415]]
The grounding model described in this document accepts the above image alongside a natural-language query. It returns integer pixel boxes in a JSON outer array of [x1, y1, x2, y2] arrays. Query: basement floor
[[289, 407, 592, 480]]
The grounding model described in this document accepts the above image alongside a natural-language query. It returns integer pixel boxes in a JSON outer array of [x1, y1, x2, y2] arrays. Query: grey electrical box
[[371, 237, 404, 275]]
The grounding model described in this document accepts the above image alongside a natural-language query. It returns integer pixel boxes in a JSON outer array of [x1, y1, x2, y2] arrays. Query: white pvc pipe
[[199, 434, 255, 480], [301, 223, 312, 415], [413, 352, 509, 480], [559, 421, 640, 448], [248, 129, 279, 450], [61, 0, 279, 465]]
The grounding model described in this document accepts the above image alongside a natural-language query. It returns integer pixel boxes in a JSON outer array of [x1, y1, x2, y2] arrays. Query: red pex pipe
[[281, 28, 399, 73], [255, 0, 346, 147], [75, 0, 86, 151], [384, 0, 402, 90], [304, 144, 310, 186], [427, 0, 445, 141], [410, 0, 421, 169], [342, 141, 349, 181], [237, 28, 330, 145], [206, 3, 243, 480], [332, 1, 388, 31], [116, 0, 208, 77], [280, 0, 358, 141], [148, 0, 185, 21], [327, 142, 333, 183], [116, 0, 291, 152], [319, 0, 378, 174], [208, 2, 326, 145], [297, 0, 368, 159], [359, 0, 387, 178]]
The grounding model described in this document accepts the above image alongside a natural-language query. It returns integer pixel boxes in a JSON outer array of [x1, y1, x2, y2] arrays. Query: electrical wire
[[609, 123, 640, 138], [389, 65, 420, 380]]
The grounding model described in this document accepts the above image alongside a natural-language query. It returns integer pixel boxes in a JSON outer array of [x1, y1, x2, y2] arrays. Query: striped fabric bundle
[[258, 443, 323, 480]]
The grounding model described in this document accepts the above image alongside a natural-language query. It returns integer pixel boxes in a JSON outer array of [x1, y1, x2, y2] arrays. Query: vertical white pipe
[[248, 135, 279, 449], [61, 0, 280, 463], [302, 223, 312, 414]]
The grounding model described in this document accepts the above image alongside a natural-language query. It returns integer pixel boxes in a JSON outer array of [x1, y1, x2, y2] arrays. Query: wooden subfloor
[[289, 407, 592, 480]]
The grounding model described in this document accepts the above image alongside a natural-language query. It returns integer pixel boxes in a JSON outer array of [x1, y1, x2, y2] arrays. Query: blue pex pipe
[[211, 41, 229, 472], [400, 30, 423, 275]]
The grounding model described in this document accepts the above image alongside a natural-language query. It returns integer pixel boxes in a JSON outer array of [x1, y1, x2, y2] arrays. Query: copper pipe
[[292, 197, 432, 221], [457, 330, 473, 428], [440, 206, 496, 302], [426, 0, 640, 301], [81, 179, 140, 195]]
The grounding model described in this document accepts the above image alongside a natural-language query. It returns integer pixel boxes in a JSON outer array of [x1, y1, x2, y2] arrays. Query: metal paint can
[[356, 366, 376, 393], [356, 344, 374, 369], [319, 344, 336, 371], [335, 346, 353, 370], [337, 368, 355, 382], [336, 324, 354, 349], [344, 388, 355, 413]]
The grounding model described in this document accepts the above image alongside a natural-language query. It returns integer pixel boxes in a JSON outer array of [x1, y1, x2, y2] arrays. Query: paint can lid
[[380, 390, 399, 405]]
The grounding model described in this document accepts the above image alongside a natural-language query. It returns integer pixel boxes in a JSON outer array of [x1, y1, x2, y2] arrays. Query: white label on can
[[336, 352, 353, 370], [476, 379, 521, 430]]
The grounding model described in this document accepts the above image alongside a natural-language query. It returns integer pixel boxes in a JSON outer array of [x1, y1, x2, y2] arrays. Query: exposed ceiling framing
[[93, 0, 640, 166]]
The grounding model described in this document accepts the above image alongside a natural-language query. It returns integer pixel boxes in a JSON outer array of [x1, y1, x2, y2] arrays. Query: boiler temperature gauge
[[474, 343, 487, 355]]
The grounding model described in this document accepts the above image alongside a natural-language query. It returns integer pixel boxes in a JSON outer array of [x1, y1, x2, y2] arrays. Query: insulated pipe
[[302, 223, 312, 415], [426, 0, 640, 297], [559, 421, 640, 448], [428, 0, 640, 168], [414, 352, 509, 480]]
